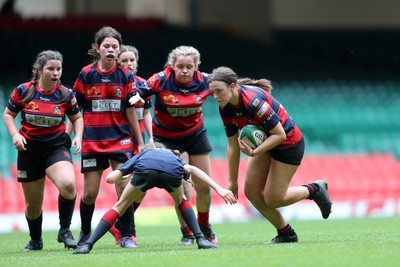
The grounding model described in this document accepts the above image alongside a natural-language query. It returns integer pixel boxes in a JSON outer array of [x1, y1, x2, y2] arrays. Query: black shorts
[[17, 133, 73, 182], [81, 153, 130, 173], [131, 169, 182, 192], [270, 138, 305, 165], [154, 126, 212, 155]]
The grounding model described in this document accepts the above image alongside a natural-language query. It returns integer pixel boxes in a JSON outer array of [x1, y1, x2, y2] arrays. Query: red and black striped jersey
[[137, 66, 212, 138], [73, 63, 135, 155], [220, 85, 303, 147], [7, 81, 79, 141]]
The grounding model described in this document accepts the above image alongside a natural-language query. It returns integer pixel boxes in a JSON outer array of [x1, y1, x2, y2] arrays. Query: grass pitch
[[0, 216, 399, 267]]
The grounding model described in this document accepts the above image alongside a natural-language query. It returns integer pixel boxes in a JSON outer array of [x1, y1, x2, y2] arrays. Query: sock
[[87, 209, 119, 245], [277, 224, 295, 236], [118, 205, 134, 237], [26, 212, 42, 241], [132, 202, 141, 236], [303, 183, 319, 200], [178, 200, 202, 238], [197, 211, 210, 228], [181, 226, 194, 236], [58, 194, 76, 229], [80, 199, 95, 234]]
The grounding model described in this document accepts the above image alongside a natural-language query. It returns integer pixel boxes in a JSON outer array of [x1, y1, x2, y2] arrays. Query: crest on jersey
[[53, 106, 61, 114], [115, 88, 121, 97], [25, 101, 39, 110], [163, 94, 179, 104], [87, 86, 101, 96]]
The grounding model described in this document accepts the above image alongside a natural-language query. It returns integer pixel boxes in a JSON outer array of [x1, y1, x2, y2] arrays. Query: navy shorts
[[154, 126, 212, 155], [81, 153, 130, 173], [270, 138, 305, 165], [17, 133, 73, 182], [130, 169, 183, 192]]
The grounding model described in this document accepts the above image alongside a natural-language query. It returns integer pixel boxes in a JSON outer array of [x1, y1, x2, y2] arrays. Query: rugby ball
[[239, 125, 267, 149]]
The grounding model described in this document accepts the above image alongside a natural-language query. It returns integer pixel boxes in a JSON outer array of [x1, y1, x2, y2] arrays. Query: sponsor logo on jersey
[[179, 88, 189, 93], [25, 114, 62, 127], [167, 107, 200, 117], [256, 102, 269, 118], [121, 139, 132, 145], [83, 158, 97, 168], [18, 170, 27, 179], [101, 78, 111, 83], [40, 96, 51, 102], [92, 99, 121, 112], [135, 107, 144, 119]]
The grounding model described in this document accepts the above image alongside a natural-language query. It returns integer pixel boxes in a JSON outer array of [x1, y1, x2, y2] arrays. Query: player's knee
[[263, 194, 284, 208]]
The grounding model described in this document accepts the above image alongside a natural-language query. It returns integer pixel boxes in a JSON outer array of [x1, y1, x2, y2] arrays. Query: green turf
[[0, 217, 399, 267]]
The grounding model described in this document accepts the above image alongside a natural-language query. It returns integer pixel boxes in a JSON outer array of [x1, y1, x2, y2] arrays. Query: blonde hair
[[164, 45, 201, 68]]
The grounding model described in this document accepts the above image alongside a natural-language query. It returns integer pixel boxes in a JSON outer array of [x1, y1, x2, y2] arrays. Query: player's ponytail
[[237, 78, 273, 93]]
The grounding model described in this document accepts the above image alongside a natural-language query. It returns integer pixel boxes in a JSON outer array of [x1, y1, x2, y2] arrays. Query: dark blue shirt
[[117, 148, 189, 180]]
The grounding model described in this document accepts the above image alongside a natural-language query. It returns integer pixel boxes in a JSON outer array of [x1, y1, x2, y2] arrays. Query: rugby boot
[[57, 228, 77, 249], [77, 231, 91, 247], [179, 227, 195, 245], [21, 239, 43, 252], [120, 236, 137, 248], [72, 243, 92, 254], [200, 224, 218, 243], [196, 236, 218, 249], [313, 180, 332, 219], [266, 233, 298, 244]]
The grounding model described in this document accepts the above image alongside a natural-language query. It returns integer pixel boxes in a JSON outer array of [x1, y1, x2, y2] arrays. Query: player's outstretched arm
[[183, 164, 237, 205], [106, 170, 126, 184]]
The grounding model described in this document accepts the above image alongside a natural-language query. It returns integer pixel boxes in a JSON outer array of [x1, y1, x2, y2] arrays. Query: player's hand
[[129, 94, 145, 105], [228, 181, 239, 199], [238, 139, 253, 157], [217, 188, 237, 205], [72, 137, 82, 154], [12, 133, 27, 151]]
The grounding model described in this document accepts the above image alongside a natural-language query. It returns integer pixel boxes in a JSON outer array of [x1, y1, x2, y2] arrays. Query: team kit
[[2, 26, 332, 254]]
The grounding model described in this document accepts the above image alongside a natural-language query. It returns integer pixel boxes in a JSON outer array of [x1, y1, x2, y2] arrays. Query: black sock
[[303, 183, 319, 200], [80, 199, 95, 234], [58, 194, 76, 229], [178, 200, 202, 238], [88, 209, 119, 246], [27, 212, 42, 241], [87, 220, 111, 245], [118, 205, 133, 237], [131, 202, 141, 236], [277, 224, 295, 236]]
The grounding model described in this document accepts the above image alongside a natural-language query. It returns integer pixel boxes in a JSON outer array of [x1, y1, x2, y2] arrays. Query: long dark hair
[[88, 26, 122, 63], [22, 50, 68, 104]]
